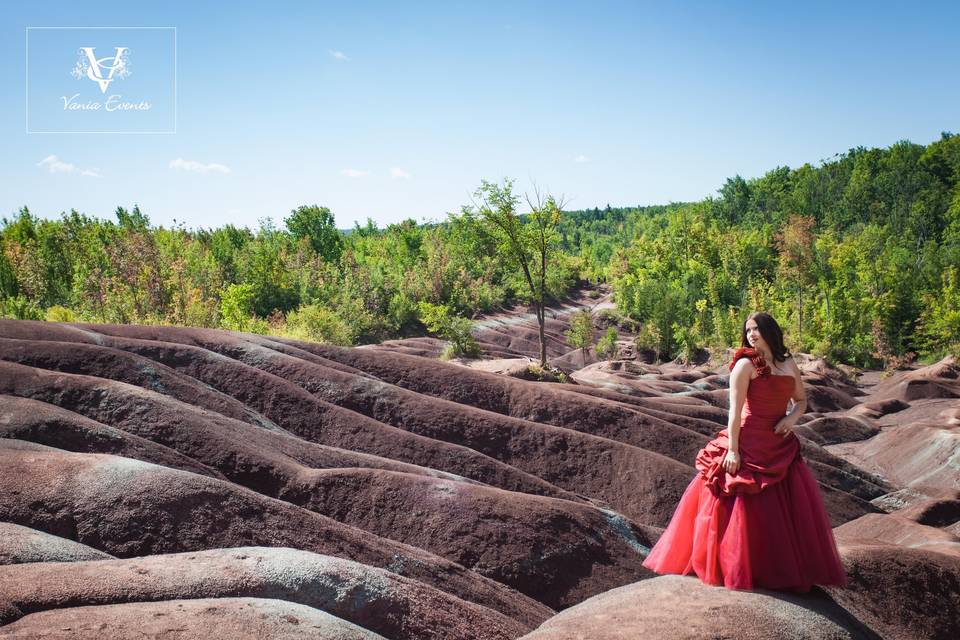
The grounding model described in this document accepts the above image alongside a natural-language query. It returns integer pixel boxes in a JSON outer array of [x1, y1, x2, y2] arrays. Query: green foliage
[[0, 198, 575, 348], [633, 321, 663, 361], [45, 305, 76, 322], [610, 209, 717, 360], [672, 321, 701, 364], [595, 308, 638, 332], [1, 207, 72, 308], [775, 214, 816, 342], [156, 226, 222, 327], [916, 266, 960, 357], [285, 205, 343, 262], [603, 134, 960, 366], [285, 303, 354, 345], [115, 205, 150, 230], [470, 178, 565, 365], [417, 301, 480, 359], [422, 212, 505, 313], [526, 363, 570, 383], [596, 327, 619, 360], [711, 306, 742, 353], [2, 132, 958, 370], [206, 224, 251, 284], [240, 219, 300, 317], [219, 282, 258, 332], [0, 295, 42, 320], [565, 309, 594, 364]]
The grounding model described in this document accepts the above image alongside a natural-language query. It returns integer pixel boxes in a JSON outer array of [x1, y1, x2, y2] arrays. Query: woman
[[642, 312, 847, 591]]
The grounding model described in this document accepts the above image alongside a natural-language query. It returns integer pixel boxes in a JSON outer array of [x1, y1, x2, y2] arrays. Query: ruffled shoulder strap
[[729, 347, 770, 377]]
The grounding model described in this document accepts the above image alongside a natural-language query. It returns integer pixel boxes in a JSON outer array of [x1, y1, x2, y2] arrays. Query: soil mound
[[0, 318, 954, 638], [0, 523, 113, 565], [519, 574, 876, 639], [0, 547, 528, 640], [0, 598, 387, 640]]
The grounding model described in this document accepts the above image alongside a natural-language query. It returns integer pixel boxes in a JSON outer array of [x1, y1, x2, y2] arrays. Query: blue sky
[[1, 1, 957, 230]]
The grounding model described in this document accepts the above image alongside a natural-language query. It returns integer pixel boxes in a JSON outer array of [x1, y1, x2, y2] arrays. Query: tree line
[[2, 133, 957, 369], [608, 133, 960, 367]]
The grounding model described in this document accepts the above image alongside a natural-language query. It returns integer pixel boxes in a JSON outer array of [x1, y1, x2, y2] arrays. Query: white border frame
[[26, 26, 177, 134]]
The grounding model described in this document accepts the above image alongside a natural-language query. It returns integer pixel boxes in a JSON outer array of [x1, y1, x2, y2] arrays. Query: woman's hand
[[722, 450, 741, 475], [774, 418, 796, 438]]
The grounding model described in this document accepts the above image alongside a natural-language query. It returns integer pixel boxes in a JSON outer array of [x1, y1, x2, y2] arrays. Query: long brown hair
[[741, 312, 791, 363]]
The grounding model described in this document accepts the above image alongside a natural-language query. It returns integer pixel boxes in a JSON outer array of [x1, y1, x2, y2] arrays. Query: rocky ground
[[0, 298, 957, 639]]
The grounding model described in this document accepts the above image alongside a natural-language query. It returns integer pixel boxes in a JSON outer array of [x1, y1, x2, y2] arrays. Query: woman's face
[[745, 319, 764, 349]]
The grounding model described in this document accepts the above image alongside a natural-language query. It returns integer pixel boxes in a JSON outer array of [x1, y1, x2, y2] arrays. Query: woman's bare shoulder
[[731, 357, 756, 380]]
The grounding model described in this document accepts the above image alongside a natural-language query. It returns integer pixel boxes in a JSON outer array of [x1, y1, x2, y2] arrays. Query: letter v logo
[[77, 47, 129, 93]]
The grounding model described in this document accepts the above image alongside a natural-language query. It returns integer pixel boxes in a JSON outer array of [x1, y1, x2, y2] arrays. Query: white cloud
[[36, 154, 100, 177], [574, 154, 591, 163], [329, 50, 349, 61], [341, 168, 369, 178], [389, 167, 411, 179], [169, 158, 231, 174]]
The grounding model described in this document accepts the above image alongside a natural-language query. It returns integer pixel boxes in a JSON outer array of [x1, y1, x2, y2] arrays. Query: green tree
[[596, 327, 619, 360], [715, 175, 751, 224], [775, 214, 816, 344], [285, 205, 343, 262], [220, 282, 258, 331], [240, 219, 299, 317], [565, 309, 594, 366], [115, 204, 150, 230], [207, 224, 251, 285], [156, 226, 222, 327], [471, 179, 563, 367], [916, 266, 960, 356]]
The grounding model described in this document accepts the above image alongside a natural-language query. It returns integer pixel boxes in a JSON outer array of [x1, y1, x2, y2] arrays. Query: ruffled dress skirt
[[642, 374, 848, 591]]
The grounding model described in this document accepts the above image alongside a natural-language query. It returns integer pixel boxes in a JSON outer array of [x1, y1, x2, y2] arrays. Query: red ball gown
[[642, 348, 847, 591]]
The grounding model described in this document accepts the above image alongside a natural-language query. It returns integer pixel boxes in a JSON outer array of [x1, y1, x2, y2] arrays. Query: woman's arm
[[722, 359, 753, 474], [774, 358, 807, 436]]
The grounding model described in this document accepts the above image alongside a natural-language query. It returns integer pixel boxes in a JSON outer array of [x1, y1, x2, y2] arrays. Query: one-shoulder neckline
[[731, 347, 796, 379]]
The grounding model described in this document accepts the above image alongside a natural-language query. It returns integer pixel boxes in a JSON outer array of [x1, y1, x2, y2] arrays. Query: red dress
[[642, 348, 847, 591]]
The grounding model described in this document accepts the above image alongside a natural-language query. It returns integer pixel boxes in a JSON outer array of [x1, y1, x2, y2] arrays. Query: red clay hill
[[0, 306, 957, 638]]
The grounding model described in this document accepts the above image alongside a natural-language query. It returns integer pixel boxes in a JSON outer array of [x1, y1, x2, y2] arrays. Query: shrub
[[633, 321, 663, 361], [285, 303, 354, 345], [418, 302, 480, 358], [526, 363, 570, 383], [672, 321, 701, 364], [597, 308, 638, 332], [596, 327, 619, 360], [45, 305, 77, 322], [219, 283, 259, 332], [0, 295, 43, 320]]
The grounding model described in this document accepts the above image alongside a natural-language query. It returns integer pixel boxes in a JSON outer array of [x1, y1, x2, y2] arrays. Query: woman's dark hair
[[741, 312, 791, 362]]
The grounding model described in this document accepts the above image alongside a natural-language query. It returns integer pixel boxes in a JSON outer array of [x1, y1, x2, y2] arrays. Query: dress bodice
[[741, 374, 796, 426], [694, 347, 802, 496]]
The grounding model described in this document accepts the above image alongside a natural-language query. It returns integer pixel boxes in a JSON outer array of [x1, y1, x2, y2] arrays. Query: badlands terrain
[[0, 296, 957, 639]]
